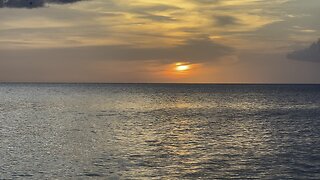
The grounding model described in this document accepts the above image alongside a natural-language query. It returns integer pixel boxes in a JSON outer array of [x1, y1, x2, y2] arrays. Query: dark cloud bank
[[287, 39, 320, 62], [0, 0, 84, 8]]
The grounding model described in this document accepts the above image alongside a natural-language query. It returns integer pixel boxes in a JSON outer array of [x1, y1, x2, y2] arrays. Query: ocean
[[1, 84, 320, 179]]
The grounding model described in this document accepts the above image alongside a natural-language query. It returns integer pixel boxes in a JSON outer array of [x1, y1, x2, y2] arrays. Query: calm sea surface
[[0, 84, 320, 179]]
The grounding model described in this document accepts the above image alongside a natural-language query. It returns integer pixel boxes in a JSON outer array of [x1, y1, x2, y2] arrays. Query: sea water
[[0, 84, 319, 179]]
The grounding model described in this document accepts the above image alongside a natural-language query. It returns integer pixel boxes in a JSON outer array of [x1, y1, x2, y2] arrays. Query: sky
[[0, 0, 320, 83]]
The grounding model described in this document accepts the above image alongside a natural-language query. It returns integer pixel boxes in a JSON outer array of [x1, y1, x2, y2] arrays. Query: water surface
[[1, 84, 320, 179]]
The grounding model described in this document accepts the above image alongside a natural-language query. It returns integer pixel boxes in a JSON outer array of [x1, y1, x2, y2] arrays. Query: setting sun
[[176, 63, 190, 72]]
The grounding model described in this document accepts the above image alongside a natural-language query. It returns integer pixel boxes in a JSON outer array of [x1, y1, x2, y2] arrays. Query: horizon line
[[1, 82, 320, 85]]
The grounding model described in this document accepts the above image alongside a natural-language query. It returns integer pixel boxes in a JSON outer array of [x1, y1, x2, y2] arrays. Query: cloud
[[0, 0, 284, 50], [188, 0, 220, 4], [214, 15, 241, 26], [287, 39, 320, 62], [137, 13, 177, 22], [1, 37, 233, 63], [0, 0, 84, 8], [131, 4, 181, 12], [125, 4, 181, 22]]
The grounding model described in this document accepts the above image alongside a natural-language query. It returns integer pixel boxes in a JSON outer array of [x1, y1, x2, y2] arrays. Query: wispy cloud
[[0, 0, 286, 50]]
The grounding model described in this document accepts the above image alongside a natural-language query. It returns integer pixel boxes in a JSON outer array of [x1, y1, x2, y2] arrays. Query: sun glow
[[162, 62, 203, 80], [176, 63, 190, 72]]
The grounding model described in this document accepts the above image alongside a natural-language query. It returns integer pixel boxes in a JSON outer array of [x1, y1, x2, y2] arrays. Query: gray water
[[0, 84, 320, 179]]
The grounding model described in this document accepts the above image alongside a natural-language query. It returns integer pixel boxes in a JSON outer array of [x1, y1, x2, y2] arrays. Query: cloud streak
[[1, 38, 233, 63], [287, 39, 320, 62], [0, 0, 84, 8]]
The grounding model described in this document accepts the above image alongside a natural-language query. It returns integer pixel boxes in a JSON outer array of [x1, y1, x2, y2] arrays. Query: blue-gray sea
[[0, 84, 320, 179]]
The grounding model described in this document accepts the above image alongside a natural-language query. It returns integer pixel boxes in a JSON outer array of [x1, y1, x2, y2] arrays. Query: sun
[[164, 62, 199, 78], [175, 63, 190, 72]]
